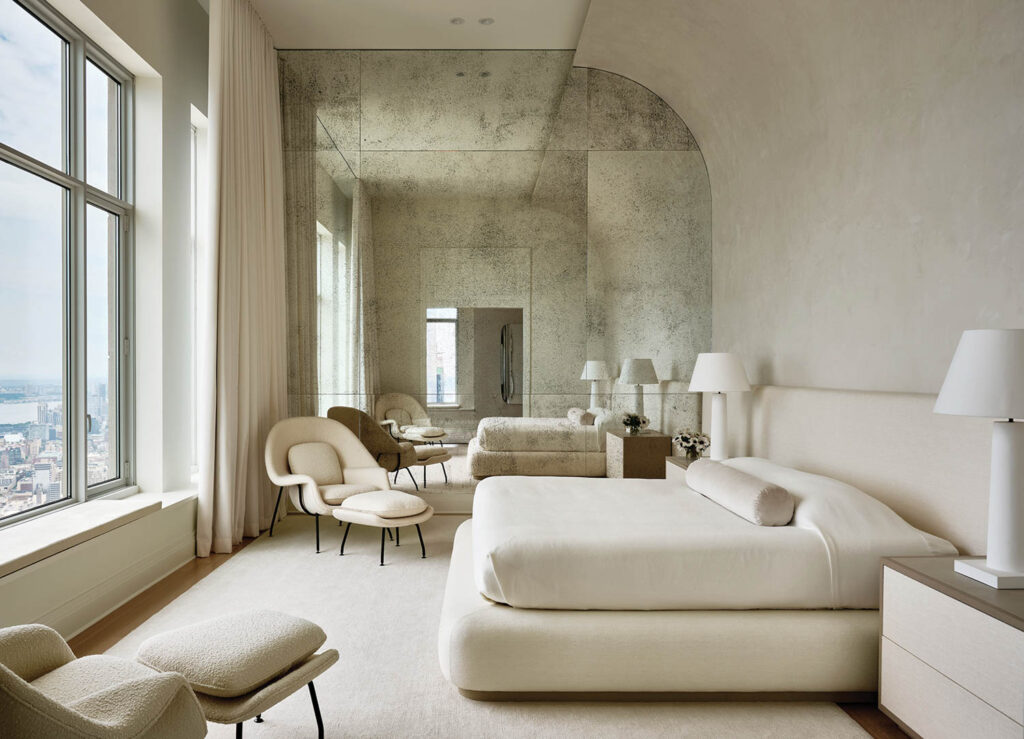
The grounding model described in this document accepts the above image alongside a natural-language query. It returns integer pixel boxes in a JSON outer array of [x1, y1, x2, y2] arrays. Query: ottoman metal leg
[[423, 465, 427, 488], [405, 467, 419, 490], [308, 681, 325, 739], [235, 723, 243, 738], [396, 527, 400, 546], [416, 523, 426, 558], [339, 522, 351, 555], [442, 462, 449, 484], [380, 527, 386, 566], [254, 714, 262, 723]]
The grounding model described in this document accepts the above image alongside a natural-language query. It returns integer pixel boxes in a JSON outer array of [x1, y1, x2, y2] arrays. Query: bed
[[438, 458, 956, 700]]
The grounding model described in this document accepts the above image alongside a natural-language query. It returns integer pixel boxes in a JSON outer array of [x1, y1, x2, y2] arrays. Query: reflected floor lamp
[[618, 358, 659, 417], [689, 353, 750, 460], [580, 360, 611, 410], [934, 328, 1024, 588]]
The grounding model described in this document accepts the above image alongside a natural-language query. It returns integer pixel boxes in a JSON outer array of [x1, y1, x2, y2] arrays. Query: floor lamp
[[934, 329, 1024, 588], [689, 353, 750, 460], [580, 360, 611, 410]]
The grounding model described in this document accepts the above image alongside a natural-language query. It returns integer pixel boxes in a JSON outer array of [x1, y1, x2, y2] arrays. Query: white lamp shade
[[580, 360, 611, 381], [689, 353, 751, 392], [618, 358, 659, 385], [934, 329, 1024, 418]]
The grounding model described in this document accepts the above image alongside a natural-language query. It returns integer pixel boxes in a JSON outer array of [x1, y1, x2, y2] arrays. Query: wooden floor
[[66, 529, 907, 738]]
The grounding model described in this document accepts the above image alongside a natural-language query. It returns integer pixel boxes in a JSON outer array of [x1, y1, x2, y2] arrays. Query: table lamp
[[618, 358, 659, 416], [689, 353, 750, 460], [580, 360, 611, 410], [934, 328, 1024, 588]]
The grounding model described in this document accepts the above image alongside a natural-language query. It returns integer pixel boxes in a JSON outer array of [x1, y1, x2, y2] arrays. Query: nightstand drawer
[[883, 567, 1024, 722], [881, 637, 1022, 739]]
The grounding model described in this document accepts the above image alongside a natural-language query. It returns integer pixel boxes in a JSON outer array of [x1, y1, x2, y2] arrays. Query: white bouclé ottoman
[[136, 610, 338, 738]]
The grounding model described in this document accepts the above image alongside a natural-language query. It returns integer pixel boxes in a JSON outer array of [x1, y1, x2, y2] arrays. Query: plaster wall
[[576, 0, 1024, 394]]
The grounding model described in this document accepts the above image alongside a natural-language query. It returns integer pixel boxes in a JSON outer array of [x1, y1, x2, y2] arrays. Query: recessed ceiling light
[[479, 18, 494, 25], [450, 17, 464, 25], [480, 71, 490, 78], [455, 72, 465, 77]]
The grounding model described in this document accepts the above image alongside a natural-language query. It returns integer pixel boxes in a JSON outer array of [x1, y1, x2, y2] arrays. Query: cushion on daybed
[[567, 407, 596, 425], [685, 459, 795, 526], [341, 490, 428, 519], [136, 610, 325, 698], [287, 442, 343, 485]]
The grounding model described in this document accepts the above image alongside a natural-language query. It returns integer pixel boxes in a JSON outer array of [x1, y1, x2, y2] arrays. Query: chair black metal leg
[[269, 486, 284, 537], [416, 523, 426, 558], [442, 462, 449, 484], [396, 527, 400, 546], [386, 527, 393, 541], [339, 522, 351, 555], [236, 723, 243, 739], [314, 514, 320, 553], [423, 465, 427, 488], [308, 681, 325, 739], [254, 714, 263, 723], [380, 527, 386, 566], [406, 467, 418, 490], [393, 469, 400, 484]]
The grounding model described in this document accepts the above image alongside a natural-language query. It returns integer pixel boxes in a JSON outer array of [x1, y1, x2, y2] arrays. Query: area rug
[[106, 514, 869, 738]]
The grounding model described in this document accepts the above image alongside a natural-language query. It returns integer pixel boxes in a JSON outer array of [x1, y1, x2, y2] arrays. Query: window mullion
[[67, 31, 87, 504]]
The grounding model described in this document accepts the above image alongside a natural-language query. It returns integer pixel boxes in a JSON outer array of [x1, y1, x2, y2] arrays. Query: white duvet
[[472, 458, 956, 610]]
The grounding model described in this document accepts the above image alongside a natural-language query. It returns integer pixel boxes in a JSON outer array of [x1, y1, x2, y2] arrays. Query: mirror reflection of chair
[[373, 392, 449, 444], [328, 405, 451, 489]]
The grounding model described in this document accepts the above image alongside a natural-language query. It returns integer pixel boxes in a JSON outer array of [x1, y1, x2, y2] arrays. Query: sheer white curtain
[[353, 180, 380, 414], [197, 0, 288, 556]]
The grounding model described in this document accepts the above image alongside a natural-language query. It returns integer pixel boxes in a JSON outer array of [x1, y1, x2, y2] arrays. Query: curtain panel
[[197, 0, 288, 556]]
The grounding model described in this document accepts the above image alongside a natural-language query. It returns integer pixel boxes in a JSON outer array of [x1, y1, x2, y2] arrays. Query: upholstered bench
[[332, 489, 434, 565], [136, 610, 338, 738]]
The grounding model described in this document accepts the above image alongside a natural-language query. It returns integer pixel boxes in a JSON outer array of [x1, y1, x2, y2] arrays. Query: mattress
[[472, 458, 957, 610]]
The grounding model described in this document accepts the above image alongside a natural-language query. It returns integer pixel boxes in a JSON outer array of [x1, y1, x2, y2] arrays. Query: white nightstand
[[880, 557, 1024, 738]]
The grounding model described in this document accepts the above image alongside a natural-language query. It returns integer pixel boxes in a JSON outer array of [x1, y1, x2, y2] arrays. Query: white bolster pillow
[[685, 459, 795, 526]]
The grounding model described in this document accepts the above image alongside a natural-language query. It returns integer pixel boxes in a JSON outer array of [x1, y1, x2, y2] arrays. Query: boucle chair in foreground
[[0, 623, 207, 738], [136, 610, 338, 739], [265, 416, 391, 552]]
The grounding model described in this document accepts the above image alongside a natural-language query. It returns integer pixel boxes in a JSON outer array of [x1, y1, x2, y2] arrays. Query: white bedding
[[472, 458, 956, 610]]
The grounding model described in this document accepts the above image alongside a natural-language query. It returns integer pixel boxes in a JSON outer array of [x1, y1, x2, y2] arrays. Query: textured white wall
[[576, 0, 1024, 393]]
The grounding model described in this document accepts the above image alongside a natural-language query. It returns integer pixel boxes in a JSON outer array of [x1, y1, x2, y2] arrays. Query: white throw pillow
[[685, 459, 795, 526], [567, 407, 596, 426], [287, 442, 344, 485]]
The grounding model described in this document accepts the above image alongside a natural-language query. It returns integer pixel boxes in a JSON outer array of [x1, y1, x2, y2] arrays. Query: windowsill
[[427, 403, 462, 409], [0, 489, 198, 579]]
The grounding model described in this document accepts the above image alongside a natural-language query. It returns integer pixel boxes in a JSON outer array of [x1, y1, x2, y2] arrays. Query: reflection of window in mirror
[[426, 308, 458, 406]]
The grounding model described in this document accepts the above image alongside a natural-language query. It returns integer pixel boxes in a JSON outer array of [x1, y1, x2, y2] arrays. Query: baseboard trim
[[458, 689, 878, 703]]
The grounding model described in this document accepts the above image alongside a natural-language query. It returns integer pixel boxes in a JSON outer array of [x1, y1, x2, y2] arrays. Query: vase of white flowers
[[673, 429, 710, 464], [621, 412, 650, 434]]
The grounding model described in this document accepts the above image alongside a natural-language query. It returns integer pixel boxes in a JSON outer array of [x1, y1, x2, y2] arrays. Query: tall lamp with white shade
[[580, 360, 611, 410], [934, 329, 1024, 589], [618, 358, 659, 417], [689, 353, 750, 460]]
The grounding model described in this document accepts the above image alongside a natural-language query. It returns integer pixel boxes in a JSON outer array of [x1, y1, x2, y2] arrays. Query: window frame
[[425, 309, 459, 407], [0, 0, 135, 528]]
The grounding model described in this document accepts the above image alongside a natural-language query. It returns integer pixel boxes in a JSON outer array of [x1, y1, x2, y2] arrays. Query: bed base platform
[[439, 521, 880, 700]]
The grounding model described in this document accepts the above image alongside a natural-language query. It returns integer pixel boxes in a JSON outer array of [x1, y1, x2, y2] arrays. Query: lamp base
[[953, 557, 1024, 589]]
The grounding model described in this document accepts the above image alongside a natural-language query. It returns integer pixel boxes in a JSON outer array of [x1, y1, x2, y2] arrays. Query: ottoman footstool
[[333, 490, 434, 565], [136, 610, 338, 738]]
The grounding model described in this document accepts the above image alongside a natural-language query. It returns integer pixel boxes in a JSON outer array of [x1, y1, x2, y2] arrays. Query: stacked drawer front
[[881, 567, 1024, 738]]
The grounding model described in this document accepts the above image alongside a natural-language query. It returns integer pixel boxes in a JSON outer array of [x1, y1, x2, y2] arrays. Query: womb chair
[[374, 392, 448, 443], [265, 416, 390, 552], [328, 405, 450, 489], [0, 624, 207, 738]]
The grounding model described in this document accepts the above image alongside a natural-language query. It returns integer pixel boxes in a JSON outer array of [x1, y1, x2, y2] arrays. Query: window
[[0, 0, 133, 525], [426, 308, 457, 405]]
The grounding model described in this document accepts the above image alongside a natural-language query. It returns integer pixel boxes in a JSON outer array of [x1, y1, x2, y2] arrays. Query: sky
[[0, 0, 118, 384]]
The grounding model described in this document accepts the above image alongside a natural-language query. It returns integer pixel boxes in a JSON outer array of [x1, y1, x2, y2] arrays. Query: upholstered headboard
[[711, 385, 991, 555]]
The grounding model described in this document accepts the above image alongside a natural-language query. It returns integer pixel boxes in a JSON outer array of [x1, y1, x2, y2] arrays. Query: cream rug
[[106, 514, 869, 738]]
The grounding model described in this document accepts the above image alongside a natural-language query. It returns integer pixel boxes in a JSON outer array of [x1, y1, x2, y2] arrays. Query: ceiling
[[247, 0, 591, 49]]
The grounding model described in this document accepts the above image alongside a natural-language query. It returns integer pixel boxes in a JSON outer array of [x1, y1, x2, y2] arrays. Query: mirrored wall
[[280, 50, 711, 438]]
